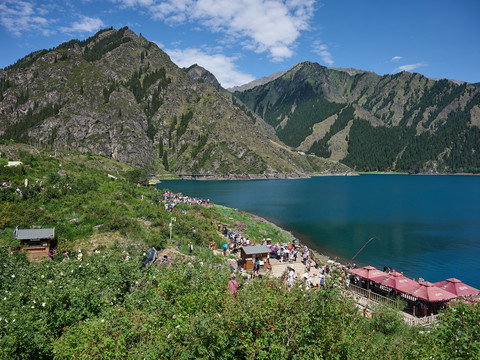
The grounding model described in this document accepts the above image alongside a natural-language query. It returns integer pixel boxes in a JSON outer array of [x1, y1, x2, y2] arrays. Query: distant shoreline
[[152, 171, 479, 183]]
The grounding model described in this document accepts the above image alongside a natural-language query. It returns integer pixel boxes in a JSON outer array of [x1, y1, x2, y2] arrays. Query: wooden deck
[[346, 284, 440, 327]]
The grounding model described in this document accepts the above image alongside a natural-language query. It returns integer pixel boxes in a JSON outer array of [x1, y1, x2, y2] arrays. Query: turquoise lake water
[[159, 175, 480, 288]]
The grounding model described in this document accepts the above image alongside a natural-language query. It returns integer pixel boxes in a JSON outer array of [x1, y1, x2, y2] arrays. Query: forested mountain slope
[[0, 29, 348, 177], [233, 62, 480, 173]]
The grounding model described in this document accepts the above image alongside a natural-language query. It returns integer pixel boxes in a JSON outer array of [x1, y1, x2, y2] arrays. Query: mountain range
[[232, 62, 480, 173], [0, 27, 347, 178], [1, 27, 479, 176]]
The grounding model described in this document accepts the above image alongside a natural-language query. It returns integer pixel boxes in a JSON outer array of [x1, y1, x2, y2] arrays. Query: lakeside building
[[240, 244, 271, 271]]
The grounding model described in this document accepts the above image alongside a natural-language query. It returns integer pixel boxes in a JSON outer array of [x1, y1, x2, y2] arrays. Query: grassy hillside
[[1, 145, 479, 359], [0, 144, 293, 251]]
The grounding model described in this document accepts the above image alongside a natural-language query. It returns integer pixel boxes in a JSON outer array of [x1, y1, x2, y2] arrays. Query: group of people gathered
[[46, 249, 83, 261], [162, 191, 211, 212]]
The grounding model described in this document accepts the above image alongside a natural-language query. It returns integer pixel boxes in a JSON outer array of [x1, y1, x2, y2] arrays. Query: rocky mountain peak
[[233, 60, 480, 173], [183, 64, 222, 91], [228, 71, 286, 93], [0, 27, 348, 177]]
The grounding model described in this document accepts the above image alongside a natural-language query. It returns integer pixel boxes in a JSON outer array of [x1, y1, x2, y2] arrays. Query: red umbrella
[[433, 278, 480, 297], [287, 245, 293, 251], [410, 281, 457, 302], [349, 266, 389, 281], [370, 271, 421, 293]]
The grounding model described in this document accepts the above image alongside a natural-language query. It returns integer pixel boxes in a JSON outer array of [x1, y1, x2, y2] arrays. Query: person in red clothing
[[228, 274, 239, 295]]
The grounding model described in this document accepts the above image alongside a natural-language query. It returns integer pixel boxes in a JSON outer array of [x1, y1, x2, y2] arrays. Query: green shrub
[[125, 169, 148, 185], [0, 188, 16, 204], [434, 300, 480, 358], [17, 150, 36, 166], [370, 301, 406, 335], [108, 215, 139, 234]]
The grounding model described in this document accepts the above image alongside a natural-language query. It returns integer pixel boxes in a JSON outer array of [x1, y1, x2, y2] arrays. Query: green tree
[[125, 169, 148, 185], [162, 151, 169, 171], [158, 140, 163, 158]]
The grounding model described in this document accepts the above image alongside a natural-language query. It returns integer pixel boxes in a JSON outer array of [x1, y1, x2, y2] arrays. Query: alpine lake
[[158, 175, 480, 288]]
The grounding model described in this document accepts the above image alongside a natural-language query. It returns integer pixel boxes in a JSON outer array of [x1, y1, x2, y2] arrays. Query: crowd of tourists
[[2, 178, 73, 197], [213, 219, 352, 292], [45, 249, 84, 262], [161, 191, 211, 212], [2, 180, 24, 196]]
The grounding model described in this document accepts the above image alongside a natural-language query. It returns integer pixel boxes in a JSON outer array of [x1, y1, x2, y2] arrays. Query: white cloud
[[60, 16, 105, 34], [0, 0, 53, 36], [115, 0, 155, 7], [115, 0, 316, 62], [165, 47, 255, 88], [391, 56, 402, 62], [154, 41, 165, 49], [312, 40, 333, 66], [394, 63, 427, 73]]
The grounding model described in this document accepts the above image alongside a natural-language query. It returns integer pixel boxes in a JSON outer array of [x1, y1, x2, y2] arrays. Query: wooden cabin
[[13, 228, 55, 259], [240, 245, 271, 271]]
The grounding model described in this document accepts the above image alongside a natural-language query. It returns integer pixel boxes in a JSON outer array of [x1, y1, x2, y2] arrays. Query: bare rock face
[[228, 71, 286, 92], [0, 27, 350, 177], [93, 224, 104, 231], [183, 64, 222, 91]]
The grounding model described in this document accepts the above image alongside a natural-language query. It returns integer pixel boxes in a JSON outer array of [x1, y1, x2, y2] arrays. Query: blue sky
[[1, 0, 479, 88]]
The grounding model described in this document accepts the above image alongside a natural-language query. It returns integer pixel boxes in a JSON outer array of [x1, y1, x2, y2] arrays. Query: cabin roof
[[241, 244, 271, 256], [14, 228, 55, 240]]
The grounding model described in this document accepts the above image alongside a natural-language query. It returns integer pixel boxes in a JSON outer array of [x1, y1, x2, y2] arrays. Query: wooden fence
[[346, 284, 440, 327], [403, 314, 440, 327], [347, 284, 397, 307]]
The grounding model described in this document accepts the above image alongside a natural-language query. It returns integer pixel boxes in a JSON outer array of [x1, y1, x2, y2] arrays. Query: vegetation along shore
[[1, 144, 479, 359]]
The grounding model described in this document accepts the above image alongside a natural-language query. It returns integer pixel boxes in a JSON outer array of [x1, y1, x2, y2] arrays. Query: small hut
[[13, 228, 55, 259], [240, 245, 271, 271]]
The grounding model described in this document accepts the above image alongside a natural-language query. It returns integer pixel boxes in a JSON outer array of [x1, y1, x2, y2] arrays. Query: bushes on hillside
[[125, 169, 148, 185]]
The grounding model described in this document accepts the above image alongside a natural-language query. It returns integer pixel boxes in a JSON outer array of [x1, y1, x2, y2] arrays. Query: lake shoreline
[[152, 171, 480, 183], [244, 209, 333, 264], [158, 175, 480, 288]]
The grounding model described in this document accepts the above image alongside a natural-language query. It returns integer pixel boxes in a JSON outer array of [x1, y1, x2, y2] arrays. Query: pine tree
[[162, 151, 169, 171], [158, 140, 164, 158]]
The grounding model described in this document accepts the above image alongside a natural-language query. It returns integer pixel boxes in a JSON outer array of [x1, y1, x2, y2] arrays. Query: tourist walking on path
[[286, 267, 295, 289]]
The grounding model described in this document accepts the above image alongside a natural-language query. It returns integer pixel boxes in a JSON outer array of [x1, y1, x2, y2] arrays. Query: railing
[[347, 284, 397, 307], [347, 284, 440, 327], [403, 314, 440, 327]]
